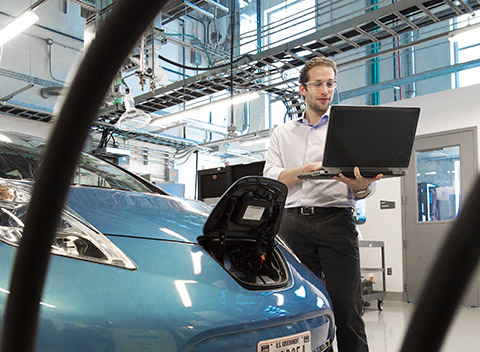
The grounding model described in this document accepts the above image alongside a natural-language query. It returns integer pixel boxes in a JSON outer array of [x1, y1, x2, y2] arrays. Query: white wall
[[0, 1, 85, 113], [359, 83, 480, 294]]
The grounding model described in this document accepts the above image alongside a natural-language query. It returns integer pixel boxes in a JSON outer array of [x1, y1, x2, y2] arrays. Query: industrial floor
[[335, 300, 480, 351]]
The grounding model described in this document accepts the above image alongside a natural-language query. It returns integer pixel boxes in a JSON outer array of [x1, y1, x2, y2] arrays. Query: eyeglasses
[[304, 80, 337, 91]]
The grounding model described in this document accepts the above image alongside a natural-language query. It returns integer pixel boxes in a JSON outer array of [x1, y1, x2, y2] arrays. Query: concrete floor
[[335, 300, 480, 351]]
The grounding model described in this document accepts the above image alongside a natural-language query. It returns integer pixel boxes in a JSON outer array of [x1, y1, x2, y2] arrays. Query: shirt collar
[[298, 106, 330, 127]]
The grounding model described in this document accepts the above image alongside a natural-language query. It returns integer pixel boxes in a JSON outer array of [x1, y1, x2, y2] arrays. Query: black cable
[[229, 0, 235, 127], [0, 1, 169, 351], [194, 150, 199, 200], [230, 0, 234, 95], [157, 52, 251, 71], [399, 176, 480, 352], [98, 129, 110, 149]]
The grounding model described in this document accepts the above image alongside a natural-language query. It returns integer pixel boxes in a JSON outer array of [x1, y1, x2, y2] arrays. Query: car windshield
[[0, 131, 156, 193]]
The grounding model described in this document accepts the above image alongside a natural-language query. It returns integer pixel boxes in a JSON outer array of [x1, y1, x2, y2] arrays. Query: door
[[402, 127, 478, 306]]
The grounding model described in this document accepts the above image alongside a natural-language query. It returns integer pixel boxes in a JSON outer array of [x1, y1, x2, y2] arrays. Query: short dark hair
[[299, 56, 338, 84]]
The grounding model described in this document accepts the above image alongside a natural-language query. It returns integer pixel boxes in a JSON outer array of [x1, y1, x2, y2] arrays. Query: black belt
[[287, 207, 347, 216]]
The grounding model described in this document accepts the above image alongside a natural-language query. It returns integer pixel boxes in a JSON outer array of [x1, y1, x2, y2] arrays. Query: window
[[239, 0, 258, 55], [264, 0, 315, 49], [416, 146, 461, 222], [450, 12, 480, 88]]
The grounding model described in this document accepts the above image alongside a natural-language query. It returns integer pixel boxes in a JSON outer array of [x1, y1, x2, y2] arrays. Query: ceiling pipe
[[0, 83, 34, 102]]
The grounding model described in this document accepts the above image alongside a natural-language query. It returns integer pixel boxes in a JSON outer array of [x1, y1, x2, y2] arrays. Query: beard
[[306, 95, 331, 115]]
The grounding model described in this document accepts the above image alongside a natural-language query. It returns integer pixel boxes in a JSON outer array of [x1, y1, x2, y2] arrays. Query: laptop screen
[[322, 105, 420, 169]]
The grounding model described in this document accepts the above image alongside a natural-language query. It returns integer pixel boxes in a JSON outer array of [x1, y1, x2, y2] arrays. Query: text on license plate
[[257, 331, 311, 352]]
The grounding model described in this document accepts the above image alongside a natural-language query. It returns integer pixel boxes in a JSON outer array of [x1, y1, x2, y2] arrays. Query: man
[[263, 56, 382, 352]]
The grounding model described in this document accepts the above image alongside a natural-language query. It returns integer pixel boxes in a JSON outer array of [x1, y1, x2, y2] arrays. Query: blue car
[[0, 130, 334, 351]]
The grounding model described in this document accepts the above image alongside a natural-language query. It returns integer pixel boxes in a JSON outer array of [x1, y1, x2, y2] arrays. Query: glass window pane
[[416, 146, 461, 222], [457, 45, 480, 87], [265, 0, 315, 49], [450, 11, 480, 88], [269, 98, 287, 127]]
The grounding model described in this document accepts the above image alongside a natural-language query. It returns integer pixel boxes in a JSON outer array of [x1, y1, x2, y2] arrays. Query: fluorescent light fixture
[[150, 91, 259, 128], [448, 22, 480, 43], [0, 10, 39, 46]]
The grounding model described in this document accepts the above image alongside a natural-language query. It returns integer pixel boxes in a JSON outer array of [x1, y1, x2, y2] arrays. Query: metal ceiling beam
[[0, 102, 52, 122], [99, 0, 480, 124]]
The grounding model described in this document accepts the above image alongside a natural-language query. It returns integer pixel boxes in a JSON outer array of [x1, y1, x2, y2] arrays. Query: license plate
[[257, 331, 311, 352]]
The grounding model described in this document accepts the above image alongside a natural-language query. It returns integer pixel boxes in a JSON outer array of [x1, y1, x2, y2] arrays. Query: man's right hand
[[279, 162, 323, 186], [303, 162, 323, 173]]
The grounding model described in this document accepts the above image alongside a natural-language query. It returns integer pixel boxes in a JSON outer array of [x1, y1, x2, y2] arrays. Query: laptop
[[298, 105, 420, 179]]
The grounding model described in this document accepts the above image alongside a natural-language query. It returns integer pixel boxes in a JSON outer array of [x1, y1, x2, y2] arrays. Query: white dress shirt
[[263, 111, 375, 209]]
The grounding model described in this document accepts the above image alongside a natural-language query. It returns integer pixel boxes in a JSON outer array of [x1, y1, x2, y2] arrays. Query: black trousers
[[280, 207, 368, 352]]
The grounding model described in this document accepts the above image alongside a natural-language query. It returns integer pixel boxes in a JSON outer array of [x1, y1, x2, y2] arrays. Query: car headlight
[[0, 180, 136, 270]]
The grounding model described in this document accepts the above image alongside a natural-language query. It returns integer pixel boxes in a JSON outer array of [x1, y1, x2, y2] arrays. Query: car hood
[[66, 186, 207, 243]]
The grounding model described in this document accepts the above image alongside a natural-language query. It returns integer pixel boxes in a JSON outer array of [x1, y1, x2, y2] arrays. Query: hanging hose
[[0, 1, 169, 351], [157, 52, 251, 71], [400, 176, 480, 352], [161, 32, 214, 67]]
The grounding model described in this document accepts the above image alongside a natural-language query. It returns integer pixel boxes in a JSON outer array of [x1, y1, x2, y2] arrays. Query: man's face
[[299, 65, 336, 115]]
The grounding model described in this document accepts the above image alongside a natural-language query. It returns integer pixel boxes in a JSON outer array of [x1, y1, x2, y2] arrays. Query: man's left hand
[[333, 166, 383, 194]]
